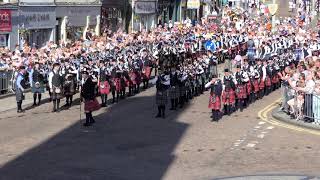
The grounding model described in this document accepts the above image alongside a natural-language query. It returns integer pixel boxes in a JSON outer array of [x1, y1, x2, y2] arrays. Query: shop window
[[0, 34, 9, 47]]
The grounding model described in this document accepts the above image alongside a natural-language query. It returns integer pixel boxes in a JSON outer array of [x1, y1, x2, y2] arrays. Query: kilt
[[259, 80, 265, 90], [208, 94, 221, 110], [156, 90, 168, 106], [246, 82, 252, 95], [99, 81, 110, 95], [114, 78, 121, 92], [271, 75, 279, 84], [31, 82, 45, 93], [222, 89, 236, 105], [169, 86, 180, 99], [236, 84, 247, 99], [84, 98, 101, 112], [64, 81, 76, 96], [135, 71, 142, 85], [142, 67, 152, 80], [253, 79, 259, 93], [130, 72, 137, 85], [125, 77, 131, 87], [15, 88, 25, 102], [265, 76, 272, 87], [52, 86, 63, 100]]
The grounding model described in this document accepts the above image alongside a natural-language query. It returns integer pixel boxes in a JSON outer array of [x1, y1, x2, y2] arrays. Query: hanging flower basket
[[19, 28, 30, 38]]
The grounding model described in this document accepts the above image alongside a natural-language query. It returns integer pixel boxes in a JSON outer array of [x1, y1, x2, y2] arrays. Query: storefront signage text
[[187, 0, 200, 9], [0, 10, 12, 32], [135, 1, 156, 14], [25, 14, 50, 23]]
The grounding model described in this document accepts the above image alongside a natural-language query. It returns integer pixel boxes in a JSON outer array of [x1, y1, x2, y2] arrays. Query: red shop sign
[[0, 10, 12, 32]]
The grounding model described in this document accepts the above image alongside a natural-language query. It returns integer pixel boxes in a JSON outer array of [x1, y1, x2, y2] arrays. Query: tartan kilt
[[114, 78, 121, 92], [236, 84, 247, 99], [222, 89, 236, 105], [253, 79, 259, 93], [271, 75, 279, 84], [135, 71, 142, 85], [52, 86, 63, 100], [130, 72, 137, 85], [246, 82, 252, 95], [265, 76, 272, 87], [168, 86, 180, 99], [156, 90, 168, 106], [142, 67, 152, 80], [259, 79, 265, 90], [99, 81, 110, 95], [208, 94, 221, 110]]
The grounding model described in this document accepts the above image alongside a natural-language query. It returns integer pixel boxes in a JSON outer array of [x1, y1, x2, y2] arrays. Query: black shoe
[[32, 103, 37, 106], [56, 109, 60, 113], [83, 123, 91, 127], [101, 104, 106, 107], [17, 109, 24, 113], [155, 114, 161, 118], [52, 109, 56, 113], [90, 119, 95, 124]]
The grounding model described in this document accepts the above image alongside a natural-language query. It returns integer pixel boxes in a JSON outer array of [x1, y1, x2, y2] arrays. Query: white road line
[[257, 134, 265, 139], [266, 126, 274, 130], [246, 143, 256, 148], [258, 122, 266, 125], [261, 131, 268, 134], [254, 126, 261, 129]]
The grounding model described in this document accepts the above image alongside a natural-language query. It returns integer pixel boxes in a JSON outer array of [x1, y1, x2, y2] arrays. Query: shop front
[[132, 0, 157, 31], [19, 6, 56, 48], [101, 0, 126, 32], [56, 5, 101, 42], [0, 7, 19, 50]]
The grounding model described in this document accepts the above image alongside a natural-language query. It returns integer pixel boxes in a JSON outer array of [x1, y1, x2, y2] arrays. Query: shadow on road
[[0, 91, 190, 180]]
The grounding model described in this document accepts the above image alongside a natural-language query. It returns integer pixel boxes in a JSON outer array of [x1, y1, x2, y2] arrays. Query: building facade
[[0, 0, 19, 50], [18, 0, 56, 48], [101, 0, 127, 32], [55, 0, 101, 43], [132, 0, 157, 31]]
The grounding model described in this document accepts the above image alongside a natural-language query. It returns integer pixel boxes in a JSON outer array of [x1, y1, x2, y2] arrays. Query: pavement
[[272, 109, 320, 131], [0, 90, 52, 113], [0, 64, 320, 179]]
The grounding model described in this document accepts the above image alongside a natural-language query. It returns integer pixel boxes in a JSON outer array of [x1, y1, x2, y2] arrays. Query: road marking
[[266, 126, 274, 130], [258, 99, 320, 136], [258, 121, 266, 125], [246, 143, 256, 148], [257, 134, 265, 139], [261, 131, 268, 134], [254, 126, 261, 129]]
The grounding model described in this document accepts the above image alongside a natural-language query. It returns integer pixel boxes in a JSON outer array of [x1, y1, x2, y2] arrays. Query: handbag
[[84, 98, 101, 112]]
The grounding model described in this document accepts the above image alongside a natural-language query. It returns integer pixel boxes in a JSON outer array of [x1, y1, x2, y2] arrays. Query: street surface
[[0, 80, 320, 180]]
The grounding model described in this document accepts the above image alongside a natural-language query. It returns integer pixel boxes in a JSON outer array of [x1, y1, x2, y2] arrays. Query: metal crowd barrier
[[0, 70, 14, 95], [282, 86, 320, 124]]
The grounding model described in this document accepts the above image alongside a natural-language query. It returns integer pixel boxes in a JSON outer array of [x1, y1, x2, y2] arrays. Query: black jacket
[[81, 78, 96, 100]]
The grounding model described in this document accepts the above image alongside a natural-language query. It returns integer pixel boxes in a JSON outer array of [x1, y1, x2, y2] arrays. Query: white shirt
[[304, 80, 315, 94]]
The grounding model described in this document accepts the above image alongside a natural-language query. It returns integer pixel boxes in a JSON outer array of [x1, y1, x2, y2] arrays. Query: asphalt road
[[0, 73, 319, 179]]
